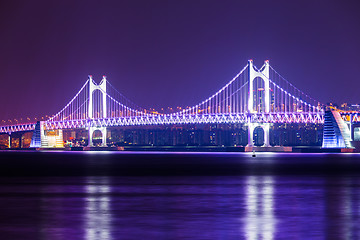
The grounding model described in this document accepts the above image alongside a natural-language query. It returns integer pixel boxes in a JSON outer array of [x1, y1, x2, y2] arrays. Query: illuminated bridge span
[[0, 60, 333, 148]]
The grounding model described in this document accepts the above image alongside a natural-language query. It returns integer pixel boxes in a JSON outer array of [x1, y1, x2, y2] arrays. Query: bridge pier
[[247, 122, 270, 147], [88, 127, 107, 147]]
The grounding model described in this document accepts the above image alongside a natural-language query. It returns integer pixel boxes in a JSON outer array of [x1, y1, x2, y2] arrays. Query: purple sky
[[1, 0, 359, 121]]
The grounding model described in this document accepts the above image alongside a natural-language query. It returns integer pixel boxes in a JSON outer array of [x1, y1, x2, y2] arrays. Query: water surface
[[0, 152, 359, 239]]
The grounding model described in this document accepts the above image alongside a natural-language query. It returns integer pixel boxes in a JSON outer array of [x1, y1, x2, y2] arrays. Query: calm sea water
[[0, 151, 360, 239]]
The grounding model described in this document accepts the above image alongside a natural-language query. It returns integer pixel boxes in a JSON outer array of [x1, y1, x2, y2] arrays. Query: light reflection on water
[[0, 175, 360, 239], [341, 178, 352, 240], [245, 176, 275, 240], [85, 176, 112, 240], [327, 177, 360, 240]]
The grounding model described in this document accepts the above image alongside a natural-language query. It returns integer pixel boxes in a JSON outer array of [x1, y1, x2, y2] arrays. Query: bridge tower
[[247, 60, 271, 147], [88, 75, 107, 147]]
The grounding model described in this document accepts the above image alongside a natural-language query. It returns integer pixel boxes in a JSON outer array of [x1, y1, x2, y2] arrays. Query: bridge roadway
[[0, 112, 325, 134], [0, 123, 36, 134], [0, 112, 325, 149], [3, 111, 360, 150], [44, 112, 324, 130], [5, 112, 360, 136]]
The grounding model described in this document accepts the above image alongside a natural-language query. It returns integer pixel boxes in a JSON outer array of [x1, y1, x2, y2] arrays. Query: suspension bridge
[[0, 60, 357, 149]]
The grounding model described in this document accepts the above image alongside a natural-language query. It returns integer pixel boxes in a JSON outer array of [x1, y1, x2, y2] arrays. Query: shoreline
[[1, 145, 357, 153]]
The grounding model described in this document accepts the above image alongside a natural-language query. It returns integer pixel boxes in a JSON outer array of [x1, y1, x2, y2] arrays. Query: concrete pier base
[[245, 146, 292, 152]]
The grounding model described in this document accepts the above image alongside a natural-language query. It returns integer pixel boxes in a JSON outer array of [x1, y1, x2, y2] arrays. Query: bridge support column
[[263, 124, 270, 147], [7, 134, 11, 148], [88, 127, 107, 147], [19, 134, 23, 148], [247, 123, 254, 147], [247, 122, 270, 147]]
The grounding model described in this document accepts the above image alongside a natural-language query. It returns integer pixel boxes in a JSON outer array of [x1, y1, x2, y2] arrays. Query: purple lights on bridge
[[1, 60, 358, 149], [1, 60, 324, 132]]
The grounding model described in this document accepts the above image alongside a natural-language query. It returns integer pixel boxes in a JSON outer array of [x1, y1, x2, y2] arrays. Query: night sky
[[1, 0, 359, 121]]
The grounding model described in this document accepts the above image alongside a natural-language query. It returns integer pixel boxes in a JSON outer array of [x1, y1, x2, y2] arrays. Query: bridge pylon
[[88, 75, 107, 147], [247, 60, 271, 147], [88, 75, 107, 119]]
